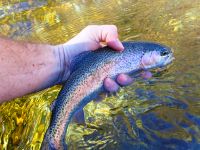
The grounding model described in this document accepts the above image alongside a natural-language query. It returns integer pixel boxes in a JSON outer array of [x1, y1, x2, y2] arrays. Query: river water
[[0, 0, 199, 149]]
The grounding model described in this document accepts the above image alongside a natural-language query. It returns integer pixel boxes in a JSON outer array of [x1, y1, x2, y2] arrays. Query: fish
[[41, 41, 174, 150]]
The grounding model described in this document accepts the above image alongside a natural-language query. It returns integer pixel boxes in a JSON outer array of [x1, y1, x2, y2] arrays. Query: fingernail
[[141, 71, 152, 79], [104, 78, 119, 92], [115, 39, 124, 51], [117, 74, 133, 86]]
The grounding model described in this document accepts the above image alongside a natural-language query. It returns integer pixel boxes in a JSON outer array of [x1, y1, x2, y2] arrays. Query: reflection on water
[[0, 0, 200, 149]]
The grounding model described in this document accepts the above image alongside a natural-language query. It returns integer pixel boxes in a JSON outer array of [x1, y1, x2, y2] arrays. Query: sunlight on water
[[0, 0, 200, 149]]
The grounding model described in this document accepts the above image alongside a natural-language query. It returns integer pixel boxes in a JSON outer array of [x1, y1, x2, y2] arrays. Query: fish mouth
[[164, 53, 175, 66], [156, 53, 174, 71], [151, 54, 174, 72]]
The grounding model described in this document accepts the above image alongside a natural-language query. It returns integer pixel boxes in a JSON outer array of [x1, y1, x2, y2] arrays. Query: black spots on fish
[[54, 113, 59, 121], [70, 51, 91, 71], [47, 129, 53, 139], [60, 107, 65, 114], [53, 128, 58, 135], [124, 41, 172, 56], [56, 118, 62, 126], [55, 134, 60, 141]]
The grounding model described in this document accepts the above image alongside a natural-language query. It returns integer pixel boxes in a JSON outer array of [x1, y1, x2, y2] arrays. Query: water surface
[[0, 0, 200, 149]]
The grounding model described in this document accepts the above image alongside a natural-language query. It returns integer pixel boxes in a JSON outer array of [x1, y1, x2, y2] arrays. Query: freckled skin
[[41, 41, 173, 150]]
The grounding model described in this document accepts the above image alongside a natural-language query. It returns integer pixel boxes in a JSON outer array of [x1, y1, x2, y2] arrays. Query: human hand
[[64, 25, 124, 52]]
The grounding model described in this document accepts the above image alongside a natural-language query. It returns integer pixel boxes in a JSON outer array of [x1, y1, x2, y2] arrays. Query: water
[[0, 0, 199, 149]]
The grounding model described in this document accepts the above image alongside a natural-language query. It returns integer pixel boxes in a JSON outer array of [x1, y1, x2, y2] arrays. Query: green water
[[0, 0, 199, 149]]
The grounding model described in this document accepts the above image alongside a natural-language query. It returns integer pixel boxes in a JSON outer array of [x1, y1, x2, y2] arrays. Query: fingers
[[103, 74, 133, 93], [103, 71, 153, 93], [65, 25, 124, 52], [116, 74, 134, 86], [107, 39, 124, 52], [103, 77, 119, 92], [140, 71, 152, 79], [99, 25, 124, 51]]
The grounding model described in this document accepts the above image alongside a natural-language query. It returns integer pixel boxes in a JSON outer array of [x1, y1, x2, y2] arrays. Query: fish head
[[114, 42, 174, 74], [138, 42, 174, 69]]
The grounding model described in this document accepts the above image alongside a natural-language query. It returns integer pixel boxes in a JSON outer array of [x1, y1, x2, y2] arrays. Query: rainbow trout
[[41, 41, 174, 150]]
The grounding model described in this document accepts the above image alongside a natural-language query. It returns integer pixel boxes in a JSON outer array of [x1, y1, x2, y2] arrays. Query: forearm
[[0, 38, 67, 103]]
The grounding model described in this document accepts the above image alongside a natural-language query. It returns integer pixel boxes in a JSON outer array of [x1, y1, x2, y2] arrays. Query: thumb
[[99, 25, 124, 51], [107, 39, 124, 51]]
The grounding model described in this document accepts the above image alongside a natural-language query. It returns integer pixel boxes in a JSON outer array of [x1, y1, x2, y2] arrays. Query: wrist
[[52, 44, 71, 84], [52, 41, 92, 84]]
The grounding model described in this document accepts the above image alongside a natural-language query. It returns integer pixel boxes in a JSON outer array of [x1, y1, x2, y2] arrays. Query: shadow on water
[[0, 0, 200, 149]]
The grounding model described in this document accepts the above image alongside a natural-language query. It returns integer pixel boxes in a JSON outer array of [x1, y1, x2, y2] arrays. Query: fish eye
[[160, 51, 169, 56]]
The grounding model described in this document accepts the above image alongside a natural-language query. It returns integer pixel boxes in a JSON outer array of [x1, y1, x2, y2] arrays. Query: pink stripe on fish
[[52, 61, 115, 149]]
